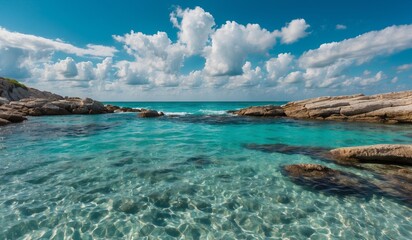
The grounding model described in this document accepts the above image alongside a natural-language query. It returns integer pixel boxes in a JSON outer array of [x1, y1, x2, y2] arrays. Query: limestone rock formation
[[283, 91, 412, 123], [231, 91, 412, 123], [330, 144, 412, 165]]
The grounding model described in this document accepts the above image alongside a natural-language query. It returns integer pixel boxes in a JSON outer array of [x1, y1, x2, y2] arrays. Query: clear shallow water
[[0, 102, 412, 239]]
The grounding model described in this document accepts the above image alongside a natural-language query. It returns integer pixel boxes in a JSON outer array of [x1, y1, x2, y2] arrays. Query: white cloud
[[113, 31, 186, 86], [54, 57, 78, 78], [340, 71, 387, 88], [303, 59, 353, 88], [265, 53, 295, 82], [113, 31, 185, 73], [204, 21, 278, 76], [228, 62, 263, 87], [0, 27, 117, 57], [336, 24, 347, 30], [299, 24, 412, 68], [278, 19, 310, 44], [171, 6, 215, 54], [363, 70, 371, 76], [204, 18, 309, 77], [397, 63, 412, 72], [281, 71, 303, 84]]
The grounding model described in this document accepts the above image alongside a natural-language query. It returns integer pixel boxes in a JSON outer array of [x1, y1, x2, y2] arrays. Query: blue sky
[[0, 0, 411, 101]]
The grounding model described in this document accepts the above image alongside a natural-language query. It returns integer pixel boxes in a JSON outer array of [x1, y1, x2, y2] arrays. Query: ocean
[[1, 102, 411, 239]]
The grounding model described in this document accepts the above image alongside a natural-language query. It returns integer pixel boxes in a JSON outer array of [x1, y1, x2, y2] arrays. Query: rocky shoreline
[[231, 91, 412, 124], [0, 77, 164, 125]]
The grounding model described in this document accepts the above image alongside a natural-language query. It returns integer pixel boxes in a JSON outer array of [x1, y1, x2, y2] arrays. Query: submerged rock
[[244, 143, 331, 160], [138, 110, 164, 118], [229, 105, 285, 117], [330, 144, 412, 165], [282, 164, 375, 198]]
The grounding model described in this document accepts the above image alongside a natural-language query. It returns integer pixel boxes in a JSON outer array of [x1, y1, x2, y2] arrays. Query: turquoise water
[[1, 102, 412, 239]]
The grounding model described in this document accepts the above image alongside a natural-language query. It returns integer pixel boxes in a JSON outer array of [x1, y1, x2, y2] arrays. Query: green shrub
[[3, 77, 28, 89]]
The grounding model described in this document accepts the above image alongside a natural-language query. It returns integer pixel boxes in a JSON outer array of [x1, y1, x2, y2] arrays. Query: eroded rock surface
[[232, 91, 412, 123], [283, 91, 412, 123], [330, 144, 412, 165]]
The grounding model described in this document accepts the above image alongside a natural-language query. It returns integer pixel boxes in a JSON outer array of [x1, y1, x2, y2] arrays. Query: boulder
[[229, 105, 285, 117], [330, 144, 412, 165], [0, 112, 27, 123], [40, 103, 70, 115], [138, 110, 164, 118]]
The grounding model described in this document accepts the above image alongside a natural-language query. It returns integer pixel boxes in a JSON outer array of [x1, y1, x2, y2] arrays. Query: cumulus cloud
[[265, 53, 295, 82], [204, 18, 309, 77], [204, 22, 278, 76], [171, 6, 215, 54], [336, 24, 347, 30], [278, 19, 310, 44], [54, 57, 78, 78], [280, 71, 303, 84], [228, 62, 263, 87], [299, 24, 412, 68]]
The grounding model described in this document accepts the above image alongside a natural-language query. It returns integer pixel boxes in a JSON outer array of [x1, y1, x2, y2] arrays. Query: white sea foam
[[164, 112, 190, 116], [199, 109, 228, 115]]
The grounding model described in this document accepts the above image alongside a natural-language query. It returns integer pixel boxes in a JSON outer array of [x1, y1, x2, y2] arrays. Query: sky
[[0, 0, 411, 101]]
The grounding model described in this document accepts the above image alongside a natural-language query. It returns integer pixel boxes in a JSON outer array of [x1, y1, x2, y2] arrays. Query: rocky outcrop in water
[[0, 77, 144, 126], [231, 91, 412, 124], [1, 97, 108, 116], [138, 110, 164, 118], [228, 105, 285, 117], [330, 144, 412, 165], [105, 104, 142, 113]]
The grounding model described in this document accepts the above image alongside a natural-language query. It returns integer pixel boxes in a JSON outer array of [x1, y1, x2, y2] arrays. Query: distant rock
[[105, 104, 142, 113], [138, 110, 164, 118], [229, 105, 285, 117], [330, 144, 412, 165]]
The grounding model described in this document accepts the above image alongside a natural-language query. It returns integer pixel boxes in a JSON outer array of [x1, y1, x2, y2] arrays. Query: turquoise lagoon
[[1, 102, 411, 239]]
